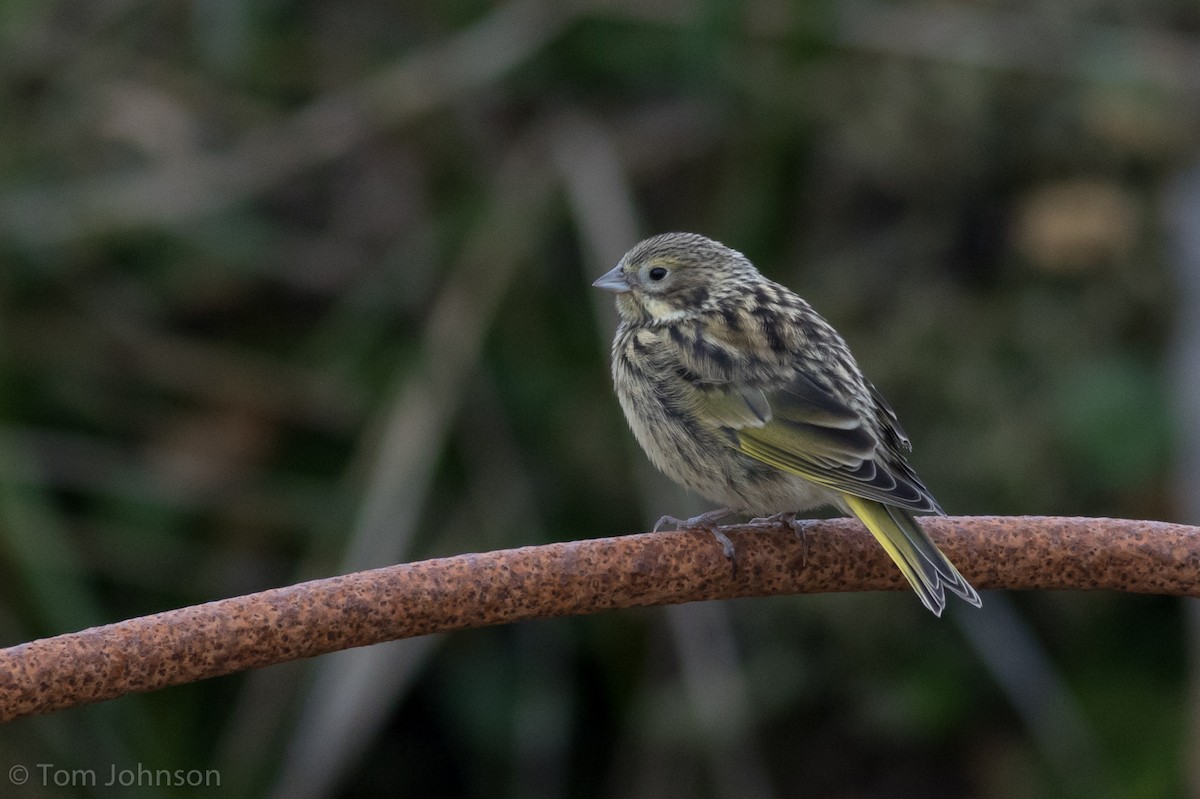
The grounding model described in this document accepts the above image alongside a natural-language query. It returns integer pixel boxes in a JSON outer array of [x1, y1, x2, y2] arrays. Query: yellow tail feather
[[841, 494, 981, 616]]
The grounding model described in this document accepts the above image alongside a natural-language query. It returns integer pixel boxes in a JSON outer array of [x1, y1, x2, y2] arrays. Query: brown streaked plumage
[[593, 232, 980, 616]]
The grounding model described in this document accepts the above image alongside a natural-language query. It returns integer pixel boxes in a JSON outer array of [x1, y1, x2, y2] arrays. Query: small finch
[[593, 232, 980, 616]]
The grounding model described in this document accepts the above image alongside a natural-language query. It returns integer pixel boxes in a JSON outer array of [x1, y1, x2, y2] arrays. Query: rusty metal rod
[[0, 515, 1195, 722]]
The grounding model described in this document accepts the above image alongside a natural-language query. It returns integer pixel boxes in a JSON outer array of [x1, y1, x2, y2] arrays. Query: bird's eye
[[648, 267, 668, 281]]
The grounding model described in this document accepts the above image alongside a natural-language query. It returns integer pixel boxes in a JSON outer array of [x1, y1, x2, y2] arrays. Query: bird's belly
[[616, 382, 836, 516]]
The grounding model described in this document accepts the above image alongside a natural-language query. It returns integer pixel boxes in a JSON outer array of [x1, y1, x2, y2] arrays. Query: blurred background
[[0, 0, 1196, 796]]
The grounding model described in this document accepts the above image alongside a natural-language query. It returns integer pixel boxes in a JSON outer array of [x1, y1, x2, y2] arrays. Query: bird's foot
[[653, 508, 737, 565], [749, 511, 808, 564], [749, 510, 799, 529], [653, 508, 732, 533]]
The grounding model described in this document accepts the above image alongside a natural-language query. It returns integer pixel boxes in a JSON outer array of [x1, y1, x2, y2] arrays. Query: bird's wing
[[696, 372, 940, 513], [867, 381, 911, 451]]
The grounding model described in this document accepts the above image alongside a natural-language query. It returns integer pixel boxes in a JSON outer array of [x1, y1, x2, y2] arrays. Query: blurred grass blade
[[263, 133, 559, 799]]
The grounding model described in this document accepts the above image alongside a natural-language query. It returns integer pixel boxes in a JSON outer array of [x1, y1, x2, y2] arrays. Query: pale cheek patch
[[643, 296, 688, 322]]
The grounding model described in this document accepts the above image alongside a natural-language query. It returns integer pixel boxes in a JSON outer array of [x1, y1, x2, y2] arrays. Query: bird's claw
[[749, 510, 796, 527], [652, 508, 738, 574], [750, 511, 807, 565], [711, 528, 736, 561], [652, 514, 688, 533], [652, 508, 732, 532]]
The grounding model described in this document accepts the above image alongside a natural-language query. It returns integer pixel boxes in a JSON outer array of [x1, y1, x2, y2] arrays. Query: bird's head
[[593, 232, 760, 324]]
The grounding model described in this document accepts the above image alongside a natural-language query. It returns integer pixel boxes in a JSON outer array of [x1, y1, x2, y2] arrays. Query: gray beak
[[592, 264, 632, 293]]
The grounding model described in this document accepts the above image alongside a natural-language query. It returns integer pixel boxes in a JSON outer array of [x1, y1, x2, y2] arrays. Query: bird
[[592, 232, 981, 616]]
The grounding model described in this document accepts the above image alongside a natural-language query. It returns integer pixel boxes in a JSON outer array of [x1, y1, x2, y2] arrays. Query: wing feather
[[659, 319, 940, 514], [695, 371, 938, 513]]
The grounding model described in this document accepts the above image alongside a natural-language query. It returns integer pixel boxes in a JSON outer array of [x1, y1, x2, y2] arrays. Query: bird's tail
[[841, 494, 981, 616]]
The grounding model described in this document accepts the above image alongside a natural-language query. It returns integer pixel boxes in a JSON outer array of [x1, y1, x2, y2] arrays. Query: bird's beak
[[592, 264, 632, 294]]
